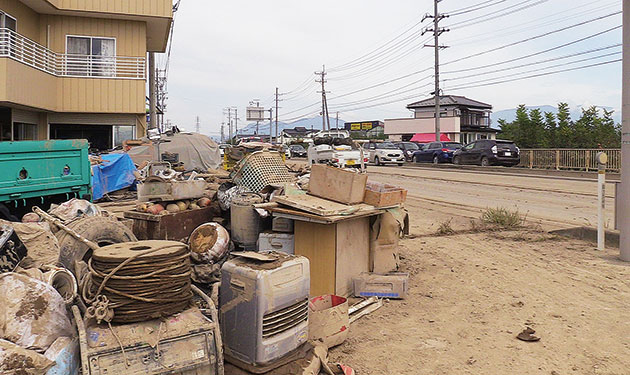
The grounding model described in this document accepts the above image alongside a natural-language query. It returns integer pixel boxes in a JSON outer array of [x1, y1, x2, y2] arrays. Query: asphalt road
[[367, 164, 617, 232]]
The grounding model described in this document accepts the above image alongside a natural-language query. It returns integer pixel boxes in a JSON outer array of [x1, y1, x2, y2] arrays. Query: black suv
[[394, 141, 420, 162], [453, 139, 520, 167]]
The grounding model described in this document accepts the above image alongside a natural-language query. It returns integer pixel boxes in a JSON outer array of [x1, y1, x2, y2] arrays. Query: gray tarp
[[125, 132, 222, 170]]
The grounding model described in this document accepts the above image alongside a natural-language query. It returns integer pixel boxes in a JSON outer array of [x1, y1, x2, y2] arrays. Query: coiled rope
[[83, 241, 192, 324]]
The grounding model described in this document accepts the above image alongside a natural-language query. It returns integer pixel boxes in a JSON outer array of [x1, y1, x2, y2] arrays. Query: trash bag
[[48, 198, 103, 222], [0, 273, 73, 352], [0, 339, 54, 375]]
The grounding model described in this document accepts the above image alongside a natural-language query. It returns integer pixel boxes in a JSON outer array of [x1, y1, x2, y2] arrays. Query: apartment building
[[0, 0, 172, 149]]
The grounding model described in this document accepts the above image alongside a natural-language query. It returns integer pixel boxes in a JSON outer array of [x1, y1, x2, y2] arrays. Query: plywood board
[[309, 165, 367, 204], [269, 205, 382, 224], [294, 221, 337, 297], [335, 217, 370, 297], [274, 194, 359, 216]]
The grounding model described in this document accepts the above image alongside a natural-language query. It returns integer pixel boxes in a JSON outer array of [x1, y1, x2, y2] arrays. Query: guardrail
[[518, 148, 621, 172], [0, 28, 145, 79]]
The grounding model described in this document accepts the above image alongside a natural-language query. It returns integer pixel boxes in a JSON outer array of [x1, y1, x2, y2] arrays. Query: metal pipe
[[621, 1, 630, 261]]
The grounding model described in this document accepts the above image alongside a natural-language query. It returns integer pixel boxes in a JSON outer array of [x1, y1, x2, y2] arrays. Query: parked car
[[412, 141, 462, 164], [394, 142, 420, 162], [308, 137, 365, 169], [289, 144, 307, 158], [364, 142, 405, 166], [453, 139, 520, 167]]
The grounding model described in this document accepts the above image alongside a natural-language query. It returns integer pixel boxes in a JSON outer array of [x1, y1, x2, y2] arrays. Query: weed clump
[[481, 207, 523, 229], [436, 219, 455, 236]]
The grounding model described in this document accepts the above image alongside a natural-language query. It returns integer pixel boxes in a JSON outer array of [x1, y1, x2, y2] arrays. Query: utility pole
[[195, 116, 200, 134], [220, 122, 225, 143], [275, 87, 280, 141], [148, 52, 157, 131], [422, 1, 449, 142], [269, 108, 273, 143], [316, 66, 331, 131], [234, 108, 238, 138], [620, 0, 630, 261], [227, 108, 233, 145]]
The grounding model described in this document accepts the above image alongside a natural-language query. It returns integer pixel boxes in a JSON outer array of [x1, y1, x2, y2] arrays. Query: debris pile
[[1, 138, 411, 374]]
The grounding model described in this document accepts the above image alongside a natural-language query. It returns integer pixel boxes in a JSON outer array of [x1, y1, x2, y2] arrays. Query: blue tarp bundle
[[91, 153, 137, 200]]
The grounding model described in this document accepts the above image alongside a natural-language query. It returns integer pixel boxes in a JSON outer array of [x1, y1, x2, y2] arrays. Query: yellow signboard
[[361, 122, 373, 130], [350, 123, 361, 130]]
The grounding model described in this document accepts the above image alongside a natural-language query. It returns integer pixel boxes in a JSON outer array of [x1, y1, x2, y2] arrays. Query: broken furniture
[[267, 198, 383, 298], [219, 252, 310, 372], [308, 165, 367, 205], [257, 232, 294, 254], [137, 173, 207, 203], [123, 205, 215, 241], [363, 181, 408, 208]]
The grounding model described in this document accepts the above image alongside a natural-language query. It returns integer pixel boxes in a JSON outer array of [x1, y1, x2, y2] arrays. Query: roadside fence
[[518, 149, 621, 172]]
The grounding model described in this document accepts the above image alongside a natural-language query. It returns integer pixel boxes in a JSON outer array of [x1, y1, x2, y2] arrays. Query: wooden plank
[[274, 194, 359, 216], [335, 217, 370, 297], [294, 221, 336, 297], [269, 205, 383, 224]]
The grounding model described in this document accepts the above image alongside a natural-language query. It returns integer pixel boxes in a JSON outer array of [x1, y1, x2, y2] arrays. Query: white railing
[[0, 28, 145, 79], [518, 149, 621, 172]]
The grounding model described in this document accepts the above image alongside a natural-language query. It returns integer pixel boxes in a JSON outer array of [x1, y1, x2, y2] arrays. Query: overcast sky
[[163, 0, 622, 135]]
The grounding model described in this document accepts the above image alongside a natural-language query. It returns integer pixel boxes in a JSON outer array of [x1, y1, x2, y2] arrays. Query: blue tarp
[[91, 153, 137, 200]]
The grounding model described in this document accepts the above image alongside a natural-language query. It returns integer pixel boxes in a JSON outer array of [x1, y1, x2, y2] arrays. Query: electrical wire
[[448, 0, 508, 16], [446, 0, 549, 29], [442, 12, 621, 66], [447, 58, 621, 91]]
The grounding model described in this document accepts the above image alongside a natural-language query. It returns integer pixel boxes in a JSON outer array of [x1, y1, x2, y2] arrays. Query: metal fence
[[0, 28, 145, 79], [518, 149, 621, 172]]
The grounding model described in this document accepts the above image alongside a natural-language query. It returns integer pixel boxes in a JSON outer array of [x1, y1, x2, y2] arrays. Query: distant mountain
[[491, 105, 621, 127], [235, 116, 346, 136]]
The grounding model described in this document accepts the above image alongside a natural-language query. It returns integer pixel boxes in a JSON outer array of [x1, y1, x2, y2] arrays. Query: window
[[13, 123, 37, 141], [428, 142, 440, 149], [0, 11, 16, 31], [66, 36, 116, 77]]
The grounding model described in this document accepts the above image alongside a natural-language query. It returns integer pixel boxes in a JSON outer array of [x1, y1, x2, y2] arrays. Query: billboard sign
[[246, 106, 266, 121]]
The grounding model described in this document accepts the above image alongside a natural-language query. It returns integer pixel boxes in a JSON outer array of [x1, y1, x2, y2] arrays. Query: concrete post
[[597, 152, 607, 251], [621, 0, 630, 261]]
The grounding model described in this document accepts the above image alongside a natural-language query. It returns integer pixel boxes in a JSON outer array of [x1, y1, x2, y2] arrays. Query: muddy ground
[[329, 199, 630, 374]]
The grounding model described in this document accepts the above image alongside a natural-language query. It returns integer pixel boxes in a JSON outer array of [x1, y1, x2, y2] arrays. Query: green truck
[[0, 139, 92, 221]]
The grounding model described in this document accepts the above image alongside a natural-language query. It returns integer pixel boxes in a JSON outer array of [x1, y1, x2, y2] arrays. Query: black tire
[[453, 156, 461, 165], [398, 163, 404, 166], [433, 155, 439, 164], [481, 156, 490, 167], [56, 216, 137, 271], [375, 156, 380, 166]]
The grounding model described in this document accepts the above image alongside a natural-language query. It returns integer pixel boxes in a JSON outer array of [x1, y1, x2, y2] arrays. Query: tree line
[[497, 103, 620, 148]]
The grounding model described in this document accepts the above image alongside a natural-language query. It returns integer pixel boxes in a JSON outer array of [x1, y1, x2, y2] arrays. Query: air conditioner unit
[[219, 252, 310, 369]]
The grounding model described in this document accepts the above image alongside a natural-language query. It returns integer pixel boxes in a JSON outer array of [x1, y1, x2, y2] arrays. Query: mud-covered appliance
[[219, 252, 310, 368]]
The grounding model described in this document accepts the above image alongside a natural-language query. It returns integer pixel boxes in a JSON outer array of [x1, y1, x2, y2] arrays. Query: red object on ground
[[410, 133, 451, 143]]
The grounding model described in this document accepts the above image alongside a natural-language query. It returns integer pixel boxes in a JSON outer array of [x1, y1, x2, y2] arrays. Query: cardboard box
[[272, 217, 294, 233], [353, 272, 409, 299], [257, 232, 295, 254], [308, 295, 349, 348], [371, 243, 399, 274], [363, 182, 407, 208], [308, 165, 367, 205]]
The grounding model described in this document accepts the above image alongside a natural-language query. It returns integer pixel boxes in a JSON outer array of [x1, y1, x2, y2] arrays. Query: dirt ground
[[328, 191, 630, 374]]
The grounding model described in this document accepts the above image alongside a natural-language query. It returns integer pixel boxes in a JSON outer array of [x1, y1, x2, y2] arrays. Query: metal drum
[[230, 193, 263, 250]]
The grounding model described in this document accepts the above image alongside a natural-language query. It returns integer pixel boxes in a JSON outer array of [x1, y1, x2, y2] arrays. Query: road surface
[[367, 165, 616, 233]]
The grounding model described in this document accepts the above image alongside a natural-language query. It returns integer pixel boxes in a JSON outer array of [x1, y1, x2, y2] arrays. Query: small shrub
[[436, 219, 455, 236], [481, 207, 523, 229]]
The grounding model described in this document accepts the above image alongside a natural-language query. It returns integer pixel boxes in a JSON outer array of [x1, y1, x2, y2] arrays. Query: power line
[[443, 12, 622, 66], [447, 58, 621, 91], [444, 25, 622, 73], [448, 0, 508, 16], [446, 0, 549, 29]]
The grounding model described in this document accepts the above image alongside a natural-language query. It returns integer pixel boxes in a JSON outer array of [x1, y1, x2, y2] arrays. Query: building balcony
[[0, 28, 146, 79]]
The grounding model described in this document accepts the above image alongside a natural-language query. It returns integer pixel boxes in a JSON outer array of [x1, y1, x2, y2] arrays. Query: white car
[[364, 142, 405, 166], [308, 139, 366, 169]]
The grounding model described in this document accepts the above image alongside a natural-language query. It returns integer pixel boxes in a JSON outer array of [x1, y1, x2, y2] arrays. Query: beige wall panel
[[45, 15, 146, 57], [2, 59, 57, 111], [0, 0, 41, 42], [50, 0, 172, 18]]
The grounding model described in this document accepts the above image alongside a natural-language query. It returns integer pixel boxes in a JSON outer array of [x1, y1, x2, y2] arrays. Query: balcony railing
[[0, 28, 145, 79]]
